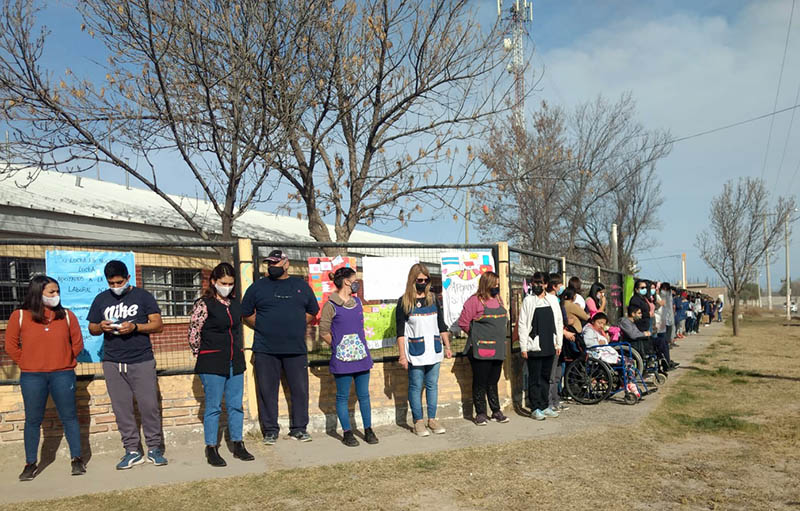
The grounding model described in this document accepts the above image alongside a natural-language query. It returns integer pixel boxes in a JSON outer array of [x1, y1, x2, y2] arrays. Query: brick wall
[[0, 354, 513, 446]]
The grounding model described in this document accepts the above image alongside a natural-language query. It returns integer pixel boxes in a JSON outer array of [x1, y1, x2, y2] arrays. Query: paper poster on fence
[[45, 250, 137, 363], [362, 256, 419, 301], [307, 256, 357, 324], [440, 251, 495, 331], [363, 303, 397, 349]]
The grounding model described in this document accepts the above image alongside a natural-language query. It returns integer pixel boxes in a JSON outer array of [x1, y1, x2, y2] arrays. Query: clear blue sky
[[23, 0, 800, 289]]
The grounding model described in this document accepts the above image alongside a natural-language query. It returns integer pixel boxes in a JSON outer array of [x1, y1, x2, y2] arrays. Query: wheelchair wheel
[[624, 392, 639, 405], [654, 372, 667, 385], [565, 357, 614, 405], [614, 345, 644, 374]]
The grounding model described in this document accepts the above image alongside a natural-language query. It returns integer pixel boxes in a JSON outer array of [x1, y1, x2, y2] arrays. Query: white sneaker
[[532, 409, 546, 421], [542, 407, 559, 418]]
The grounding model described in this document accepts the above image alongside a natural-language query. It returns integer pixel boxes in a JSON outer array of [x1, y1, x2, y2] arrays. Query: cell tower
[[499, 0, 532, 132]]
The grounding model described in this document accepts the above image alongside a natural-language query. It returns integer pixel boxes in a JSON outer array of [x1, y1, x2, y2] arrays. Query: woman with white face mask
[[5, 275, 85, 481], [188, 262, 253, 467]]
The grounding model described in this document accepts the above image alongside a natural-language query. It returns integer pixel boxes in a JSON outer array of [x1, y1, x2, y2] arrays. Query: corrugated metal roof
[[0, 170, 414, 244]]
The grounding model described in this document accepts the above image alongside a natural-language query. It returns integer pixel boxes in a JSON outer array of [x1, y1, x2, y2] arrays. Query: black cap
[[265, 249, 288, 264]]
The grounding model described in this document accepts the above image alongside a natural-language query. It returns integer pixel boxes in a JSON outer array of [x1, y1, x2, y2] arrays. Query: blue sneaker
[[543, 407, 559, 418], [116, 451, 144, 470], [147, 448, 168, 466], [532, 409, 546, 421]]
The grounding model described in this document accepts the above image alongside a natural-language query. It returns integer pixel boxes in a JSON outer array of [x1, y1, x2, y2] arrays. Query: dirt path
[[0, 324, 718, 505]]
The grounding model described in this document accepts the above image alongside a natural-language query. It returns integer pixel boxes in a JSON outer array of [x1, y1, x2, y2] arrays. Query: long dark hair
[[22, 275, 66, 323], [202, 263, 237, 300], [587, 282, 605, 304]]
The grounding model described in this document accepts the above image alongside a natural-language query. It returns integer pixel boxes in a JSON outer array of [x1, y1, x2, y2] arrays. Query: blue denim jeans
[[20, 370, 81, 463], [199, 364, 244, 446], [407, 362, 440, 422], [334, 371, 372, 432]]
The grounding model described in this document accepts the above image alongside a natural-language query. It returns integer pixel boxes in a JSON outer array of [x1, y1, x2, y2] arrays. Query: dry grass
[[3, 317, 799, 511]]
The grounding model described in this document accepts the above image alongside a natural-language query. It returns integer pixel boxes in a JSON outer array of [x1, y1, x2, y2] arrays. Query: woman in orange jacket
[[4, 275, 84, 481]]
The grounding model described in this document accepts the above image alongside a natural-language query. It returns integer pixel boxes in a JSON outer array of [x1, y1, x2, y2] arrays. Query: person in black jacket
[[628, 279, 652, 332], [188, 263, 254, 467]]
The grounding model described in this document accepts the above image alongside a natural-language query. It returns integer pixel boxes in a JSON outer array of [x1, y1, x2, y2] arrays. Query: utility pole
[[464, 190, 470, 244], [610, 223, 619, 271], [786, 217, 791, 321], [757, 273, 762, 307], [764, 217, 773, 310], [681, 253, 687, 290]]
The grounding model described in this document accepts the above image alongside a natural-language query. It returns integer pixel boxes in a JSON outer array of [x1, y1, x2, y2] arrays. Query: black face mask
[[415, 282, 427, 293], [531, 284, 543, 296], [267, 266, 285, 279], [490, 287, 500, 297]]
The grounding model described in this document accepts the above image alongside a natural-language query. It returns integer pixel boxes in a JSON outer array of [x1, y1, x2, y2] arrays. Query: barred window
[[141, 267, 201, 317], [0, 257, 46, 321]]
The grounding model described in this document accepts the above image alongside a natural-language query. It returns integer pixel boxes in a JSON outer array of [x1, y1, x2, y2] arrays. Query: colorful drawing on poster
[[363, 303, 397, 349], [439, 251, 495, 332], [45, 250, 137, 363], [307, 256, 357, 324]]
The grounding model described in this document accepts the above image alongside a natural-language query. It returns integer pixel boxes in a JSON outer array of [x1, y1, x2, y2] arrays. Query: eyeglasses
[[416, 278, 429, 284]]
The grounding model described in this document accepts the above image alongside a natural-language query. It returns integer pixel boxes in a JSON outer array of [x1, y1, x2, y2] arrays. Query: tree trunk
[[731, 293, 739, 336]]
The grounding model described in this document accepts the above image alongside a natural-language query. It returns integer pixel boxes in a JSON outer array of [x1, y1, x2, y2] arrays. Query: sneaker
[[558, 404, 570, 411], [263, 432, 278, 445], [71, 456, 86, 476], [288, 430, 312, 442], [491, 411, 510, 423], [147, 448, 168, 466], [116, 451, 145, 470], [364, 427, 379, 445], [341, 430, 359, 447], [531, 409, 546, 421], [427, 418, 446, 434], [475, 413, 489, 426], [542, 407, 559, 418], [414, 420, 430, 437], [18, 463, 37, 481]]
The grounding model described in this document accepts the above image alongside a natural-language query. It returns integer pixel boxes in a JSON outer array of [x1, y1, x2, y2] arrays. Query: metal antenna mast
[[499, 0, 532, 133]]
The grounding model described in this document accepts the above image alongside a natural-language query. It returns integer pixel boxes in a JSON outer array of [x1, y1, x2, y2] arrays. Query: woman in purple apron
[[319, 267, 376, 447], [457, 271, 509, 426]]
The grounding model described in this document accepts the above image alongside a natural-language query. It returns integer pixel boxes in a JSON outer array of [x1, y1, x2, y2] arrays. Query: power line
[[774, 78, 800, 196], [759, 0, 796, 181], [671, 102, 800, 145]]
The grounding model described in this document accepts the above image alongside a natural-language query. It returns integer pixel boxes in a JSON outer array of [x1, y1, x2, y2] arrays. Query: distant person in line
[[396, 263, 452, 437], [242, 250, 319, 444], [562, 288, 589, 330], [319, 267, 378, 447], [704, 298, 714, 326], [716, 299, 724, 322], [188, 263, 254, 467], [654, 285, 678, 371], [88, 260, 166, 470], [567, 276, 586, 310], [457, 271, 510, 426], [585, 282, 607, 316], [629, 279, 652, 333], [518, 272, 562, 421], [5, 276, 85, 481], [647, 282, 658, 334], [661, 282, 676, 346]]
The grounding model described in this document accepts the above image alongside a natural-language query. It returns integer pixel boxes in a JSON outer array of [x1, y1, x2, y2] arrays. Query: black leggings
[[468, 355, 503, 416], [526, 354, 554, 412]]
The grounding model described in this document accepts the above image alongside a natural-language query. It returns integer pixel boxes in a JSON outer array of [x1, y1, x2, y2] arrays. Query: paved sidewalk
[[0, 323, 721, 505]]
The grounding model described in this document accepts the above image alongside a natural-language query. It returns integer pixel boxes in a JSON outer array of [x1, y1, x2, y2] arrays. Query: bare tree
[[696, 177, 795, 336], [0, 0, 316, 257], [270, 0, 513, 244], [478, 93, 671, 266]]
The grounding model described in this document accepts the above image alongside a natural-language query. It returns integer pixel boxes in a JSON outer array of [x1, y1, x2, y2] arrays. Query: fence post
[[237, 238, 259, 421], [496, 242, 514, 406], [596, 265, 601, 283], [560, 256, 566, 286]]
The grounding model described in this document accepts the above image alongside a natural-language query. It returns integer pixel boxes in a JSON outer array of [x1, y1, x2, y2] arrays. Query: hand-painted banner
[[440, 251, 495, 332], [307, 256, 356, 324], [363, 302, 397, 349], [45, 250, 137, 363]]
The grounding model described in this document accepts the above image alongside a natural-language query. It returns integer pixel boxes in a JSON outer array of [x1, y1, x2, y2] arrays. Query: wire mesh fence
[[251, 241, 498, 364], [0, 239, 236, 382]]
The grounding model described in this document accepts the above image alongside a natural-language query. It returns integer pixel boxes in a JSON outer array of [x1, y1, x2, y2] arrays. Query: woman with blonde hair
[[457, 271, 509, 426], [396, 263, 452, 436]]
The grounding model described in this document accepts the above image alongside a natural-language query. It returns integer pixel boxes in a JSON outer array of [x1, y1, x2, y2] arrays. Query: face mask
[[531, 284, 543, 296], [650, 289, 656, 295], [415, 282, 427, 293], [490, 287, 500, 297], [349, 282, 360, 294], [215, 284, 234, 297], [557, 285, 565, 296], [110, 285, 129, 296], [267, 266, 285, 279], [639, 288, 647, 295], [42, 295, 60, 308]]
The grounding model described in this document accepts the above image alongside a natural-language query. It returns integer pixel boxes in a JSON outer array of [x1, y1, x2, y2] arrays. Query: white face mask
[[110, 285, 129, 296], [42, 295, 60, 308], [215, 284, 234, 297]]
